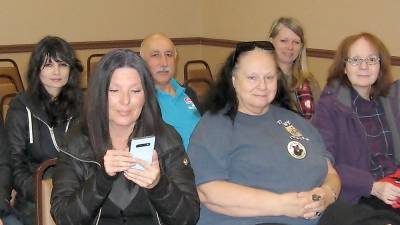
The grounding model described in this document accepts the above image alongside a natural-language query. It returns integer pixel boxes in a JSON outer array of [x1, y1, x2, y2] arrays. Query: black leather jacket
[[0, 118, 12, 218], [51, 124, 200, 225], [5, 92, 80, 225]]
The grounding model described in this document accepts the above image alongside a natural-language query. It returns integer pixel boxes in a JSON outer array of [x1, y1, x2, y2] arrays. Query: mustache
[[156, 67, 171, 73]]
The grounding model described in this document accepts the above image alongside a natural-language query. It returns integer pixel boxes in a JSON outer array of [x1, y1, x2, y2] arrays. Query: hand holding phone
[[130, 136, 155, 170]]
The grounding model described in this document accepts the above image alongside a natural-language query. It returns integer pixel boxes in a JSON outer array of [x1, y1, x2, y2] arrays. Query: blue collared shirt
[[156, 79, 201, 150]]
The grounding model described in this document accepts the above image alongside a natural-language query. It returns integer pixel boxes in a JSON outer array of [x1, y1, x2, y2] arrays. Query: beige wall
[[1, 1, 400, 89], [0, 0, 203, 85], [4, 0, 399, 52], [0, 0, 202, 44], [201, 0, 400, 55], [199, 0, 400, 87], [0, 46, 203, 88]]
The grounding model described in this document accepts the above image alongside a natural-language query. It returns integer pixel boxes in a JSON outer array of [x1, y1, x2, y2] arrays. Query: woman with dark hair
[[5, 36, 83, 225], [268, 17, 320, 119], [312, 32, 400, 213], [188, 41, 341, 225], [50, 49, 199, 225]]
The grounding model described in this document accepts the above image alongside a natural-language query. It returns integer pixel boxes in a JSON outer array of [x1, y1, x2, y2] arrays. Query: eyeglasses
[[345, 55, 380, 66], [232, 41, 275, 66]]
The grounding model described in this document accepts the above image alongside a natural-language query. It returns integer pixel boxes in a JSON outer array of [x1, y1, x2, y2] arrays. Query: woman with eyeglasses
[[5, 36, 83, 225], [187, 41, 343, 225], [312, 32, 400, 214], [269, 17, 320, 119]]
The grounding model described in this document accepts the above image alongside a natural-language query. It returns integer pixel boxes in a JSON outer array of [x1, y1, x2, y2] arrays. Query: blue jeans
[[2, 213, 24, 225]]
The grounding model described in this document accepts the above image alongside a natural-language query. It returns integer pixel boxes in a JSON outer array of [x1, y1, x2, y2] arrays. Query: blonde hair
[[269, 17, 313, 89]]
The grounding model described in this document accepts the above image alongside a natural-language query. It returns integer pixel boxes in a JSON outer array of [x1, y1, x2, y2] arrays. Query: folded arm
[[198, 180, 310, 218]]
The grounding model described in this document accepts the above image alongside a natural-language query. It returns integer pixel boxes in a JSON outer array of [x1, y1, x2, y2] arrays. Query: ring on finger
[[312, 194, 321, 201], [315, 211, 321, 217]]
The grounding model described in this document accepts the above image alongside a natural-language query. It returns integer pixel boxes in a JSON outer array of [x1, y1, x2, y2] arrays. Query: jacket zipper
[[30, 112, 101, 165], [94, 208, 102, 225], [28, 110, 163, 225], [59, 148, 103, 225], [26, 108, 107, 224], [26, 108, 106, 223], [26, 107, 72, 152], [56, 138, 103, 224], [155, 210, 162, 225], [145, 190, 162, 225]]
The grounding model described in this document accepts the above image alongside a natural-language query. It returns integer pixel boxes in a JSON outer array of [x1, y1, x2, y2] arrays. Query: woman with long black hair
[[50, 49, 199, 225], [6, 36, 83, 225]]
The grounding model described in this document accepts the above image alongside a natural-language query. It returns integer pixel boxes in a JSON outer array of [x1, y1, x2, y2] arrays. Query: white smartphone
[[130, 136, 155, 170]]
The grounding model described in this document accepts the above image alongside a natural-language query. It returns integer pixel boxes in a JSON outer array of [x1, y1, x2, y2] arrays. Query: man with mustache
[[140, 33, 201, 150]]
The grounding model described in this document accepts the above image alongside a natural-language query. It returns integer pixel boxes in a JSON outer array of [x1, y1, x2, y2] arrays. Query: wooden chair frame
[[1, 92, 16, 121], [35, 158, 57, 225], [0, 58, 24, 91], [86, 54, 105, 85], [183, 60, 213, 85]]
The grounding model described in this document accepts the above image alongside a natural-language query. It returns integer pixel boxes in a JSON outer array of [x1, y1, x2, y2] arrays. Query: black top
[[0, 118, 12, 218], [51, 123, 200, 225]]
